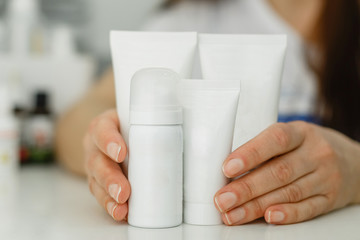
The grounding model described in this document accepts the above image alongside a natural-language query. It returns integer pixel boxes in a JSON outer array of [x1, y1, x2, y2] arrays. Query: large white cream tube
[[199, 34, 287, 150], [180, 80, 240, 225], [110, 31, 197, 145]]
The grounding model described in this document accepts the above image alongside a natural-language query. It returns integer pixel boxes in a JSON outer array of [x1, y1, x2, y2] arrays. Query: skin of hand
[[82, 110, 360, 224], [83, 109, 130, 221], [214, 121, 360, 225], [55, 69, 117, 176]]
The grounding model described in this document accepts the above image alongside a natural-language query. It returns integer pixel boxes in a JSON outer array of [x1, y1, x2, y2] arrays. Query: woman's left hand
[[214, 121, 360, 225]]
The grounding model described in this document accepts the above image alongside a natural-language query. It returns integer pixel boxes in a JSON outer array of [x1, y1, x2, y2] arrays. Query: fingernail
[[107, 142, 121, 162], [108, 184, 122, 203], [224, 213, 232, 225], [226, 207, 246, 225], [268, 211, 285, 223], [106, 201, 117, 219], [223, 158, 244, 177], [215, 192, 237, 212]]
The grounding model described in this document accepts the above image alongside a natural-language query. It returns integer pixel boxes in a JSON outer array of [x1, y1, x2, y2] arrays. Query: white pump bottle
[[127, 68, 183, 228]]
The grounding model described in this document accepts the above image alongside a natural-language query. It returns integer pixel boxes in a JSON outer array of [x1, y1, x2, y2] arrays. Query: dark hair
[[312, 0, 360, 140], [163, 0, 360, 140]]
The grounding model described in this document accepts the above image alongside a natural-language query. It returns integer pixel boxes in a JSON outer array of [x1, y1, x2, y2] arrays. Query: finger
[[215, 147, 316, 212], [264, 195, 329, 224], [88, 177, 128, 221], [89, 109, 127, 163], [221, 171, 326, 225], [223, 122, 307, 178], [83, 133, 93, 176], [88, 151, 130, 204]]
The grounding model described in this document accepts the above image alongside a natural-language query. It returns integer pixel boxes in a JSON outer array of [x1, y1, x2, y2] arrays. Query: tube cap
[[130, 68, 182, 125], [8, 0, 40, 20], [184, 202, 223, 225]]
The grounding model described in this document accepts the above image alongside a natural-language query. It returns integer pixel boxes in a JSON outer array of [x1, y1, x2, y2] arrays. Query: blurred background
[[0, 0, 162, 165]]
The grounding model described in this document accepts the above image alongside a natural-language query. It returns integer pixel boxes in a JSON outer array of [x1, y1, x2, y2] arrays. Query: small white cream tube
[[199, 34, 287, 150], [110, 31, 197, 146], [180, 80, 240, 225]]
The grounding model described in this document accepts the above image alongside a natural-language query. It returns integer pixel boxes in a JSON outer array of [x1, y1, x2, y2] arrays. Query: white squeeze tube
[[180, 80, 240, 225], [199, 34, 287, 150], [110, 31, 197, 159]]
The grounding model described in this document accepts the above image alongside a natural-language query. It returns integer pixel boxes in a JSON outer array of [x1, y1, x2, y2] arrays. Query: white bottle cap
[[8, 0, 40, 21], [130, 68, 182, 125], [52, 25, 76, 57]]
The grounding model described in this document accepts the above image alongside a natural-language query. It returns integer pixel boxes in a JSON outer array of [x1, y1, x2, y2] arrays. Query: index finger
[[223, 121, 306, 178], [89, 109, 127, 163]]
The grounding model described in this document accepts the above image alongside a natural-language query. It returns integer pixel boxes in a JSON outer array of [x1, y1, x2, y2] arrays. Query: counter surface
[[1, 166, 359, 240]]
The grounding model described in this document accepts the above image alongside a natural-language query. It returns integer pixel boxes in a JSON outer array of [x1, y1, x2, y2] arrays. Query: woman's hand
[[214, 121, 360, 225], [83, 109, 130, 221]]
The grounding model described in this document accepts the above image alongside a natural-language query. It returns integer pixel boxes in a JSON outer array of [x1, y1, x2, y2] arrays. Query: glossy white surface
[[0, 166, 360, 240]]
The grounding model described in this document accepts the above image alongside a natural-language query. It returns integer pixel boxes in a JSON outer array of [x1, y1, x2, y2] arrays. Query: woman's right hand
[[83, 109, 130, 221]]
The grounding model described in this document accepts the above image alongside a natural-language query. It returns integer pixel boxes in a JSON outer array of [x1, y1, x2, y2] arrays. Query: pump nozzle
[[130, 68, 182, 125]]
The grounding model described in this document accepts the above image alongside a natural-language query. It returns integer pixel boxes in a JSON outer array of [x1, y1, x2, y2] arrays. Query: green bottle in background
[[24, 91, 54, 164]]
